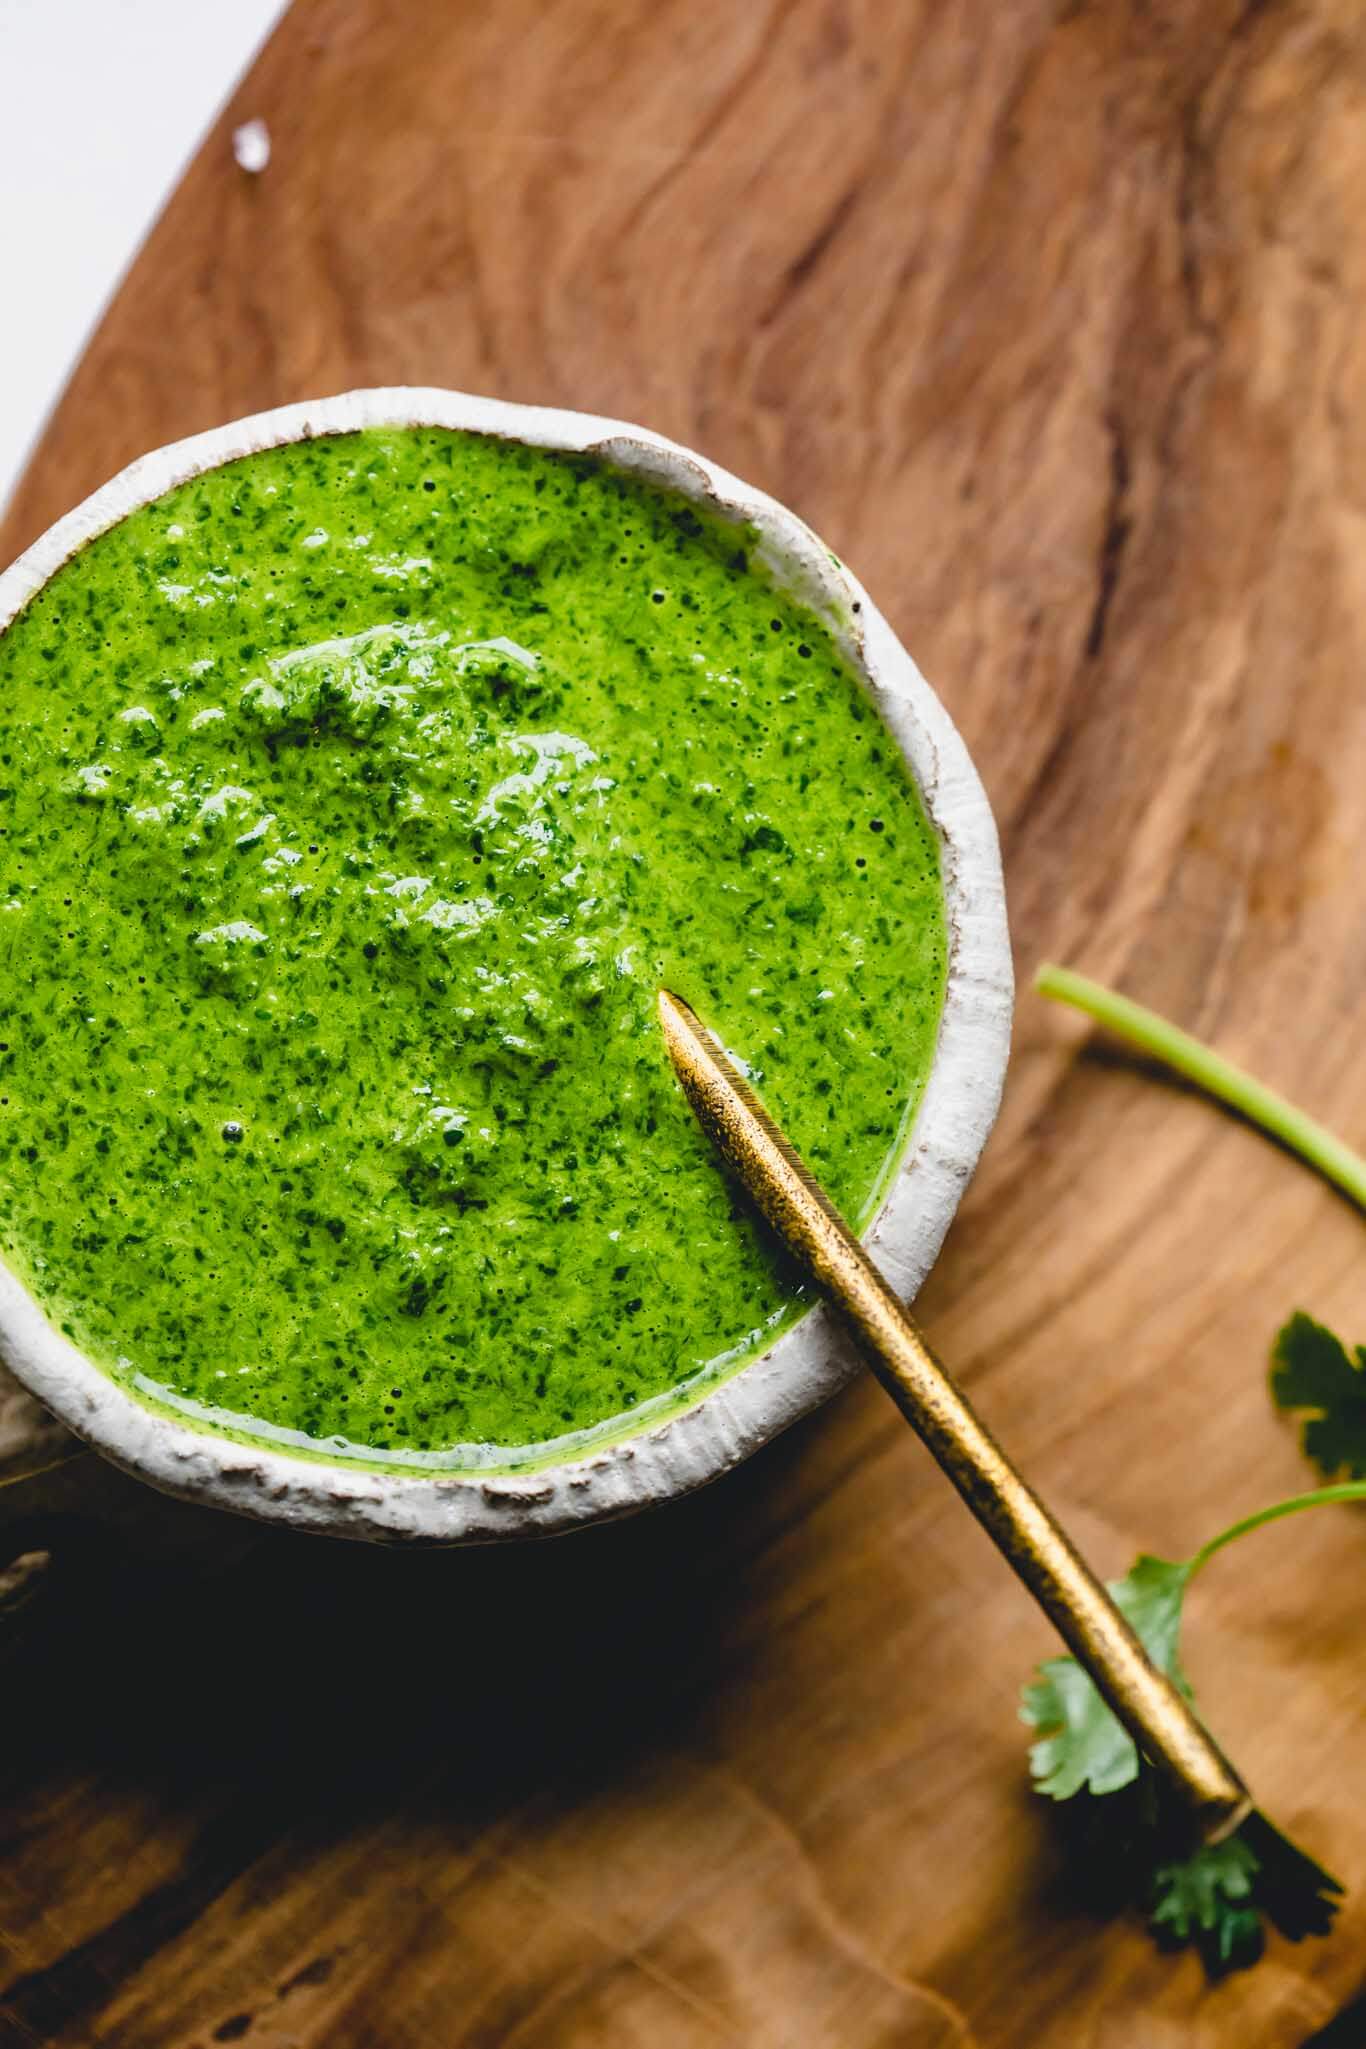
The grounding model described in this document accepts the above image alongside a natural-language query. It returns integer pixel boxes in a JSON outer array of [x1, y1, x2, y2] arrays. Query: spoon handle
[[659, 990, 1252, 1844]]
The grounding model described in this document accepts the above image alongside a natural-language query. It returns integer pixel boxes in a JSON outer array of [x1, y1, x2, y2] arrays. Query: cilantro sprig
[[1029, 964, 1366, 1971], [1021, 1497, 1352, 1969]]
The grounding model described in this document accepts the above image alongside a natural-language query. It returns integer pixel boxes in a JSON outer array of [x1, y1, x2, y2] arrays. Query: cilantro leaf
[[1038, 1762, 1342, 1975], [1150, 1811, 1342, 1973], [1270, 1311, 1366, 1477], [1021, 1547, 1343, 1973], [1149, 1832, 1263, 1969], [1021, 1555, 1191, 1798]]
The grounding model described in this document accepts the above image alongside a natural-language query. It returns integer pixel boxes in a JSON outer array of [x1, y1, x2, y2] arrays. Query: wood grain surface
[[4, 0, 1366, 2041]]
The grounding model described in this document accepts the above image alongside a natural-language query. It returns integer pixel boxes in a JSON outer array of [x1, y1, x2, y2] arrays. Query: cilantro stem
[[1190, 1482, 1366, 1576], [1035, 964, 1366, 1214]]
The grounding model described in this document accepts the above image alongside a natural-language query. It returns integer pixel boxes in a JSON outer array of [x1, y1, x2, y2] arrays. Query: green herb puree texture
[[0, 429, 946, 1465]]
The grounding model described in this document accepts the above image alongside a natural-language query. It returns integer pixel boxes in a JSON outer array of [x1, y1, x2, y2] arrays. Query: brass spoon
[[658, 989, 1251, 1843]]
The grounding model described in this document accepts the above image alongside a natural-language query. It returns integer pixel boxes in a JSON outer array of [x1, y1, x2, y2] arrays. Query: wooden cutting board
[[3, 2, 1366, 2041]]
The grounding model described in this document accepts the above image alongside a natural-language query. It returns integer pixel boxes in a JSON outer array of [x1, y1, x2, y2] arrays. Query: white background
[[0, 0, 285, 524]]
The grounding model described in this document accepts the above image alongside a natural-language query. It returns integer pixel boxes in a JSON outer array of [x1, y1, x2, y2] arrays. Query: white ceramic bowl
[[0, 390, 1011, 1543]]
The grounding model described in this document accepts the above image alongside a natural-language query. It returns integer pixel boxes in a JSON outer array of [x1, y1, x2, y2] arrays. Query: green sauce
[[0, 429, 945, 1466]]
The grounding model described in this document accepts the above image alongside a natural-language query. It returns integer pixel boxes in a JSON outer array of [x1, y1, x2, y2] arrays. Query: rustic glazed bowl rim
[[0, 388, 1012, 1542]]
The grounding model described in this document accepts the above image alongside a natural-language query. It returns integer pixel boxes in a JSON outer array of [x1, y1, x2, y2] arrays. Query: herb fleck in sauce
[[0, 430, 946, 1465]]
